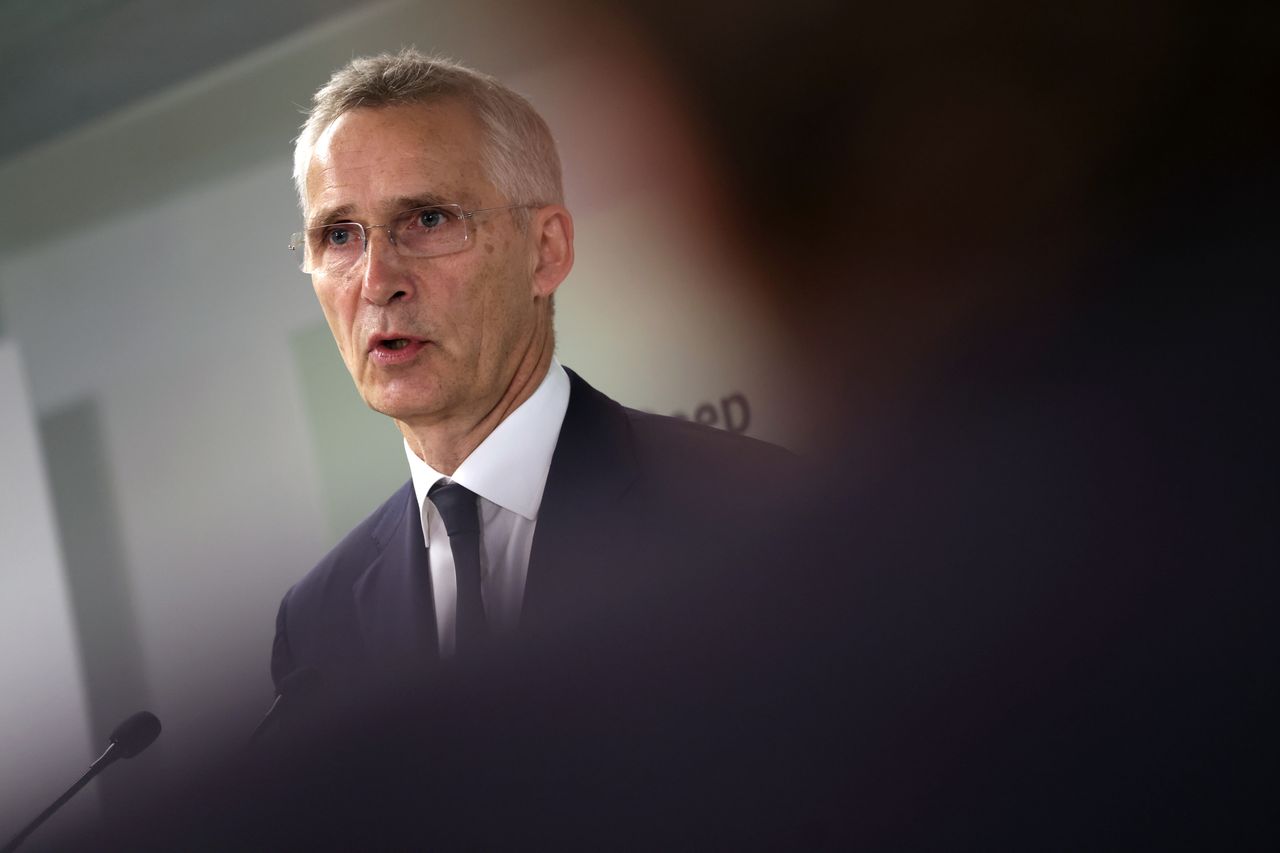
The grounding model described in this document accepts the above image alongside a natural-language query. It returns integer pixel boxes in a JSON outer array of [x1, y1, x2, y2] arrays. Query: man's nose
[[360, 226, 414, 305]]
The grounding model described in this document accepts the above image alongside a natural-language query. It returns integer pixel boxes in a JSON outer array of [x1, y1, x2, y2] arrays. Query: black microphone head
[[109, 711, 162, 758]]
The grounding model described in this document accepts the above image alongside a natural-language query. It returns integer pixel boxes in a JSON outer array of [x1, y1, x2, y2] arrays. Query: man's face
[[304, 100, 545, 428]]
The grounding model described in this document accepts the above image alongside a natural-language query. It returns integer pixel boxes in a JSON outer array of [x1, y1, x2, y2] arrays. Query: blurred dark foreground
[[52, 1, 1280, 848]]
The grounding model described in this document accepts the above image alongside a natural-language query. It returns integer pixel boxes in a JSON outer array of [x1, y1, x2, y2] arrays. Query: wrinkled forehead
[[304, 100, 493, 223]]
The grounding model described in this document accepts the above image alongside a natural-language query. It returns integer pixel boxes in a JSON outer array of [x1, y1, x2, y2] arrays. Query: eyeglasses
[[288, 203, 531, 274]]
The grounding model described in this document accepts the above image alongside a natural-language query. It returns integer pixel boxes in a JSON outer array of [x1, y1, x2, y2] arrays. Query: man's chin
[[360, 384, 446, 424]]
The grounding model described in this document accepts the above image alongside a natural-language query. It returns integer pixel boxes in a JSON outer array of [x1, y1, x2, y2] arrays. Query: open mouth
[[368, 335, 427, 363]]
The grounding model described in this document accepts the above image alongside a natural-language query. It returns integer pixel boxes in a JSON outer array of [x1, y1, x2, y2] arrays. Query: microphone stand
[[1, 742, 121, 853]]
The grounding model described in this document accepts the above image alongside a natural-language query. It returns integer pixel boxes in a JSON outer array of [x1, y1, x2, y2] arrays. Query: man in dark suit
[[271, 49, 790, 734], [254, 51, 808, 848]]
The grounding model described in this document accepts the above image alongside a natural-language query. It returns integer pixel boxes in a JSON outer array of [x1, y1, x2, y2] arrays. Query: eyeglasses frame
[[288, 202, 535, 274]]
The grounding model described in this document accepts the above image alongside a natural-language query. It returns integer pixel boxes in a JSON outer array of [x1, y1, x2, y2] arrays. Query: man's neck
[[398, 346, 554, 476]]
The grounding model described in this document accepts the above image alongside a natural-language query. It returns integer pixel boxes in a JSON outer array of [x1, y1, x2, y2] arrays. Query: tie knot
[[428, 481, 480, 537]]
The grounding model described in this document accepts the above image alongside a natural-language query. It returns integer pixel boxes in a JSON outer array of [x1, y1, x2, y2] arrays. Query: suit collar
[[348, 368, 637, 661], [353, 480, 439, 678], [402, 361, 571, 538], [522, 369, 640, 629], [539, 368, 638, 516], [553, 369, 637, 498]]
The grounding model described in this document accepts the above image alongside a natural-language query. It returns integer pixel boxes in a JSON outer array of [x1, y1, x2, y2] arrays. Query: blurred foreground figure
[[569, 0, 1278, 848], [93, 2, 1276, 849]]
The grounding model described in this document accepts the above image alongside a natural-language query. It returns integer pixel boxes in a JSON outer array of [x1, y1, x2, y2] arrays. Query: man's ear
[[529, 205, 574, 299]]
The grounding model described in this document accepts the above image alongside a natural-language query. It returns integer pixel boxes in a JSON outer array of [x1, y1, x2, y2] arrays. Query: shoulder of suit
[[618, 405, 797, 504], [622, 405, 794, 463], [563, 366, 795, 480]]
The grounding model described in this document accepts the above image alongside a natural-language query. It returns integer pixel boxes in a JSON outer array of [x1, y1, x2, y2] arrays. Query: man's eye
[[325, 226, 354, 247], [417, 209, 447, 229]]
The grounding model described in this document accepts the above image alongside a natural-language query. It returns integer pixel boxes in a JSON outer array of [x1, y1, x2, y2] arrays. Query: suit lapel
[[345, 371, 640, 661], [352, 482, 439, 680], [522, 369, 641, 634]]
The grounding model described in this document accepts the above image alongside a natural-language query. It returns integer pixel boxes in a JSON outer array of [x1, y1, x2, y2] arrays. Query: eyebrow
[[389, 193, 454, 211], [307, 204, 355, 230], [307, 193, 457, 229]]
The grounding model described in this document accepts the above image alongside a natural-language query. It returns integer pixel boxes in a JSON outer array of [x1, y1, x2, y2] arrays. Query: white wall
[[0, 0, 800, 796], [0, 340, 98, 842]]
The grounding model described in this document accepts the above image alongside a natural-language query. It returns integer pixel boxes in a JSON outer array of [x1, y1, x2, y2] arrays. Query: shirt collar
[[406, 358, 570, 529]]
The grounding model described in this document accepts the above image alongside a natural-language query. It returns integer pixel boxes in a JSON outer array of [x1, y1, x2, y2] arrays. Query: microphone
[[247, 667, 322, 748], [1, 711, 161, 853], [97, 711, 162, 764]]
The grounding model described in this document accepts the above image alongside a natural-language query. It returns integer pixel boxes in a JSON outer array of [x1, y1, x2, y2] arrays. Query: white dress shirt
[[404, 359, 570, 658]]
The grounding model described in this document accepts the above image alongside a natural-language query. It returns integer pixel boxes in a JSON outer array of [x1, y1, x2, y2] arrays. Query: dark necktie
[[428, 481, 487, 657]]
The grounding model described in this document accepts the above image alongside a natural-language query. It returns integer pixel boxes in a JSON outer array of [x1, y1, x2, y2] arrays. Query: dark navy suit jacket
[[271, 367, 790, 702], [104, 371, 803, 849]]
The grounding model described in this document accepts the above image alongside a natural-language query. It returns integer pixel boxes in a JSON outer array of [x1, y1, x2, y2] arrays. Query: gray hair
[[292, 49, 563, 217]]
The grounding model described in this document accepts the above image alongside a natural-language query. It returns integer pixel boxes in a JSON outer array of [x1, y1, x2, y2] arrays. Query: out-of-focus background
[[2, 0, 1277, 845], [0, 0, 805, 837]]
